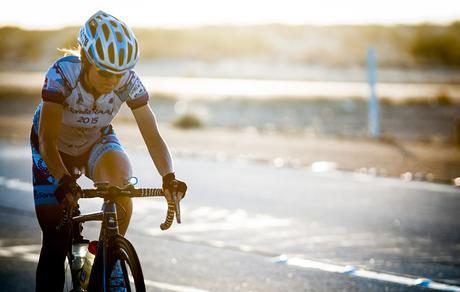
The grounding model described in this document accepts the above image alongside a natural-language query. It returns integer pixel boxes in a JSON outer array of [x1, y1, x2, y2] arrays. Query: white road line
[[0, 176, 32, 192], [146, 235, 460, 292], [143, 278, 211, 292], [0, 146, 30, 160], [275, 255, 460, 291], [0, 243, 41, 263]]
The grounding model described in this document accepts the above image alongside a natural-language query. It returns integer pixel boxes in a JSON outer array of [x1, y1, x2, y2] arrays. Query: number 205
[[77, 116, 98, 124]]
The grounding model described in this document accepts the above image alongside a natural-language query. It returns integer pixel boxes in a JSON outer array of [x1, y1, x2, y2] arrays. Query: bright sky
[[1, 0, 459, 29]]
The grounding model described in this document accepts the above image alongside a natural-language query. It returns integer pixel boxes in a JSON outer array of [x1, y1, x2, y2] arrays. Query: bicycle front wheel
[[106, 235, 146, 292]]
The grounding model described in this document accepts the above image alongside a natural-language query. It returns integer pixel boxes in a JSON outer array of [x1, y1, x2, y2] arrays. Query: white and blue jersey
[[32, 55, 148, 156], [31, 55, 149, 205]]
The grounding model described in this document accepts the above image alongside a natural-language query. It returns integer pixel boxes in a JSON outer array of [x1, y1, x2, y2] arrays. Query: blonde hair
[[58, 45, 81, 57]]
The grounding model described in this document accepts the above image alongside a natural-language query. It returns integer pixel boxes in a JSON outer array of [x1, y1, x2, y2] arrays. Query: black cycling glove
[[162, 173, 187, 199], [54, 174, 82, 204]]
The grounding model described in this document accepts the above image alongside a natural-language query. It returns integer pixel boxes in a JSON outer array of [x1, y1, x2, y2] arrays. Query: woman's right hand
[[55, 174, 82, 208]]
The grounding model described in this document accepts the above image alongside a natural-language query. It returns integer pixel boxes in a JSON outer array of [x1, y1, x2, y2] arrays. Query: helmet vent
[[95, 39, 104, 60], [102, 24, 110, 41], [127, 43, 133, 64], [110, 20, 118, 28], [108, 43, 115, 64], [116, 32, 123, 43], [89, 20, 98, 37], [121, 25, 131, 41], [119, 48, 125, 66]]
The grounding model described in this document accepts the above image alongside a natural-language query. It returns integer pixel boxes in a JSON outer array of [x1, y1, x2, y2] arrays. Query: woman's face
[[86, 64, 124, 94]]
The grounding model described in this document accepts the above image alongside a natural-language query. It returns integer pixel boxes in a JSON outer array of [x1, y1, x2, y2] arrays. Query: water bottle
[[79, 240, 98, 289], [70, 241, 88, 291], [71, 242, 88, 272]]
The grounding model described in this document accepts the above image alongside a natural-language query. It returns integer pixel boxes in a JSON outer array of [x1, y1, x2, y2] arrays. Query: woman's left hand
[[162, 172, 187, 202]]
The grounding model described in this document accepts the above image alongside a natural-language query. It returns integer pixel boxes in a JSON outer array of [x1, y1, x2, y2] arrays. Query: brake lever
[[160, 189, 182, 230], [56, 191, 81, 231], [173, 192, 181, 224], [160, 199, 175, 230]]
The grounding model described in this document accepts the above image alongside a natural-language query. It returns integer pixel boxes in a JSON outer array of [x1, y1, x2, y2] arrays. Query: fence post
[[367, 46, 380, 138]]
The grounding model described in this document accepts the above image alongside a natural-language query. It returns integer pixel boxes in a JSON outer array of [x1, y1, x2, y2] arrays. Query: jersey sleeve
[[41, 62, 72, 104], [125, 71, 149, 110]]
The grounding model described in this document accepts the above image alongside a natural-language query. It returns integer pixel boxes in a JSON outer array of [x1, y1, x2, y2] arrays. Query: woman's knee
[[92, 150, 132, 186]]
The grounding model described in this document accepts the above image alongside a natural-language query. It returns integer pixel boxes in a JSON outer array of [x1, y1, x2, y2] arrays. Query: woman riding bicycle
[[30, 11, 187, 291]]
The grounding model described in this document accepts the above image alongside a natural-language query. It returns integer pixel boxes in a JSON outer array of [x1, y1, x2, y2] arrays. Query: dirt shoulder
[[1, 114, 459, 185]]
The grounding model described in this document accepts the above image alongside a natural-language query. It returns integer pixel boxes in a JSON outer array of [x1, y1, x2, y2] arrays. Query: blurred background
[[1, 0, 460, 183], [1, 1, 460, 291]]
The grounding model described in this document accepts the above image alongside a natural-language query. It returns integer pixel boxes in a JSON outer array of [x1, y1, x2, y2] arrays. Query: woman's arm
[[131, 104, 174, 176], [38, 101, 70, 180]]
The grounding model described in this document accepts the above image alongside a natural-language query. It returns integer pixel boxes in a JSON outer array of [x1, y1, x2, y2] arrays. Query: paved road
[[0, 139, 459, 291]]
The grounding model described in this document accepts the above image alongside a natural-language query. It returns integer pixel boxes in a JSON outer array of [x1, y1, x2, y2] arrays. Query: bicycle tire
[[106, 235, 146, 292]]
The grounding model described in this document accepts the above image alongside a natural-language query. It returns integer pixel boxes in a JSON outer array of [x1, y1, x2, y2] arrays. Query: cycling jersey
[[32, 55, 149, 156]]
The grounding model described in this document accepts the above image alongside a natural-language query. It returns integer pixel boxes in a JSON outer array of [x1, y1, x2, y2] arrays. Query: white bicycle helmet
[[78, 10, 139, 74]]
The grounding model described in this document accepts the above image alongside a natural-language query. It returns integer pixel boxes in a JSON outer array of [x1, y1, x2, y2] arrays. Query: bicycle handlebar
[[56, 185, 181, 231], [80, 187, 163, 198]]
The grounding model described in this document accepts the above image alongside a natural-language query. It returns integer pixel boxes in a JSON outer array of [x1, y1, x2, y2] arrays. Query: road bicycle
[[60, 181, 181, 292]]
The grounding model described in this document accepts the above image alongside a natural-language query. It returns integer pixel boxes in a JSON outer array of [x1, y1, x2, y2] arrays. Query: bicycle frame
[[71, 198, 122, 291], [63, 183, 178, 291]]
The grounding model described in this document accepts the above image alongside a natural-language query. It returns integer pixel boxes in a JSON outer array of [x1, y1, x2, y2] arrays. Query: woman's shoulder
[[56, 55, 80, 63], [113, 70, 149, 108], [116, 69, 141, 92], [118, 70, 146, 95], [45, 56, 82, 91], [51, 55, 82, 72]]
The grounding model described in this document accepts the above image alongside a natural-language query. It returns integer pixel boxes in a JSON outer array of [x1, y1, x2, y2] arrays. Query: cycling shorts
[[30, 126, 126, 206]]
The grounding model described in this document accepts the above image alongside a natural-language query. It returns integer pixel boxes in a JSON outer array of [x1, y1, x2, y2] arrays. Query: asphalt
[[0, 139, 459, 291]]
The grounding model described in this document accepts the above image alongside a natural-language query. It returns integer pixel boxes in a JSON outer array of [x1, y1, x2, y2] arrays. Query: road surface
[[0, 139, 459, 291]]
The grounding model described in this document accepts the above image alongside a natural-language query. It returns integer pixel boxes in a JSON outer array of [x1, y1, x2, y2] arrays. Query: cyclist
[[30, 11, 187, 291]]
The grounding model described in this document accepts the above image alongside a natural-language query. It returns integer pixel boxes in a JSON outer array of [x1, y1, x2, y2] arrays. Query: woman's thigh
[[87, 134, 132, 185], [31, 143, 65, 231], [92, 150, 133, 185]]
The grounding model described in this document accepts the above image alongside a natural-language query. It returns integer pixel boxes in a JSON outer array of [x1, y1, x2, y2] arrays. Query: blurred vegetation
[[0, 85, 40, 100], [0, 22, 459, 69], [172, 112, 204, 129], [0, 26, 78, 63], [454, 119, 460, 146], [136, 26, 272, 60], [410, 22, 460, 68], [0, 27, 50, 61]]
